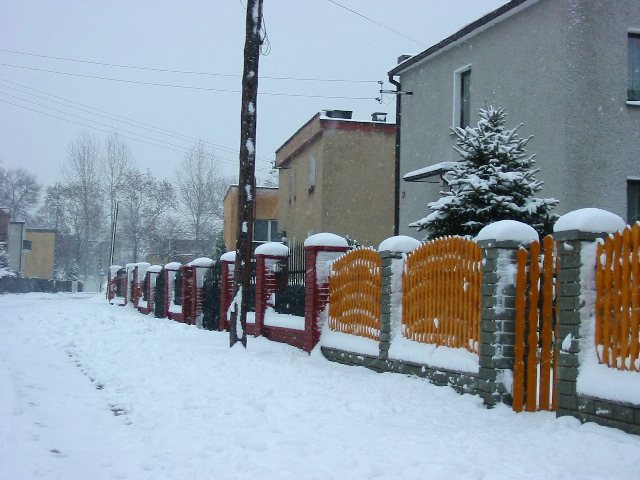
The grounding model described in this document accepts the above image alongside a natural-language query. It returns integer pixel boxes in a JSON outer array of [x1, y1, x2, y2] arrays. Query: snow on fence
[[595, 223, 640, 371], [513, 235, 557, 413], [328, 248, 381, 341], [402, 236, 482, 353]]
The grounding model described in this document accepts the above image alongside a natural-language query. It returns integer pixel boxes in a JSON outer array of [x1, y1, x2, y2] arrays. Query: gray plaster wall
[[396, 0, 640, 238]]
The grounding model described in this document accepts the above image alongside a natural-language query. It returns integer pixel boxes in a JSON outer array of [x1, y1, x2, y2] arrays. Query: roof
[[389, 0, 532, 76], [275, 111, 396, 168], [403, 162, 459, 182], [223, 184, 279, 202]]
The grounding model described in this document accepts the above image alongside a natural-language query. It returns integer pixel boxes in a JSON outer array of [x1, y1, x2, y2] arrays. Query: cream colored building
[[223, 185, 279, 252], [276, 110, 396, 247], [24, 229, 56, 279]]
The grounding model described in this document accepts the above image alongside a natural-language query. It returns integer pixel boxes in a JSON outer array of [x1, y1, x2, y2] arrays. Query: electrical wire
[[0, 98, 274, 173], [325, 0, 427, 47], [0, 48, 378, 83], [0, 62, 377, 100], [0, 78, 275, 164]]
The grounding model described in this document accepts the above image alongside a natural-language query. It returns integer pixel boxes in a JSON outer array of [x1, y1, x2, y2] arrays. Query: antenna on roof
[[377, 81, 412, 103]]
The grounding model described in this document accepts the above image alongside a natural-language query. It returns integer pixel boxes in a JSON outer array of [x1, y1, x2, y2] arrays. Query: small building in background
[[7, 220, 27, 275], [223, 185, 279, 252], [275, 109, 396, 247], [23, 228, 56, 279]]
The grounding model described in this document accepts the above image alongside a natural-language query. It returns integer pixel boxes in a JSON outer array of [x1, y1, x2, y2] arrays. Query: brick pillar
[[132, 266, 140, 308], [303, 234, 349, 353], [219, 252, 236, 331], [553, 230, 605, 419], [476, 239, 521, 407]]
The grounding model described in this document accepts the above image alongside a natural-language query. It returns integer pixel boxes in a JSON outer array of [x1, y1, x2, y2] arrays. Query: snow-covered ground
[[1, 293, 639, 480]]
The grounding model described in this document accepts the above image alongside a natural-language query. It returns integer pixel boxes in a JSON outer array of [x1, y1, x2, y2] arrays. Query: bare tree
[[0, 164, 42, 221], [176, 141, 226, 253], [102, 132, 134, 229], [119, 168, 175, 262], [62, 132, 104, 279]]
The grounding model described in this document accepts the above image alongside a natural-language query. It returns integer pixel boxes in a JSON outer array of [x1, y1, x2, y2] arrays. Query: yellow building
[[276, 110, 396, 247], [223, 185, 279, 252], [23, 229, 56, 279]]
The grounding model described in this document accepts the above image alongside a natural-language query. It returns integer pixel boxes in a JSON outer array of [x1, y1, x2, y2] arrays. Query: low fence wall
[[0, 276, 81, 294]]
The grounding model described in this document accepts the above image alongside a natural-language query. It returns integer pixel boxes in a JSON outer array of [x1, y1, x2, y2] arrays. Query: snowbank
[[554, 208, 625, 234], [388, 337, 479, 374], [304, 233, 348, 248], [187, 257, 215, 267], [254, 242, 289, 257], [378, 235, 422, 253], [475, 220, 539, 243]]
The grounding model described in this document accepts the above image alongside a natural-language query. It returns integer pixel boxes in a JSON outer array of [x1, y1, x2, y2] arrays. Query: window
[[453, 66, 472, 128], [629, 33, 640, 101], [253, 219, 279, 242], [308, 153, 316, 191], [627, 179, 640, 223]]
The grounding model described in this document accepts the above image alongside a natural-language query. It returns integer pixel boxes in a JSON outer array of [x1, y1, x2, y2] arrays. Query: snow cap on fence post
[[377, 236, 422, 360], [304, 233, 349, 353], [475, 220, 538, 407], [254, 243, 289, 337], [551, 208, 625, 422], [219, 251, 237, 332]]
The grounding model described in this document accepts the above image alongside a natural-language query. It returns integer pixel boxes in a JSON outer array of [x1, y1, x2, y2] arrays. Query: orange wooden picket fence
[[513, 235, 557, 412], [328, 248, 381, 341], [402, 236, 482, 353], [595, 223, 640, 372]]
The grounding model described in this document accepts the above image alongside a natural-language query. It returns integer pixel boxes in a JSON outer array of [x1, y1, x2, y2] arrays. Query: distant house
[[23, 229, 56, 279], [389, 0, 640, 237], [223, 184, 279, 252], [275, 109, 396, 246]]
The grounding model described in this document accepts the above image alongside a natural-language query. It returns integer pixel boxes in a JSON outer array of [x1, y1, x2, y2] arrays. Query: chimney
[[397, 54, 412, 64], [371, 112, 387, 122], [322, 110, 353, 120]]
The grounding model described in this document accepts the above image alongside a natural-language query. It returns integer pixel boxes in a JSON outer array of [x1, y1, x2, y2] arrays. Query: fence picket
[[513, 247, 528, 413], [539, 235, 554, 411]]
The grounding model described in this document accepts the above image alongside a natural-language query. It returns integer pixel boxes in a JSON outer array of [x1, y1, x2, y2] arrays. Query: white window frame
[[628, 29, 640, 103], [452, 64, 472, 129]]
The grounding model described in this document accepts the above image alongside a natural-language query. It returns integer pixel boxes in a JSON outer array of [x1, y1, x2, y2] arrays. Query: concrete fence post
[[303, 233, 349, 353], [476, 239, 522, 407]]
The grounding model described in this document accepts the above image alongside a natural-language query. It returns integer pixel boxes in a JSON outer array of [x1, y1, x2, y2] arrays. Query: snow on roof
[[475, 220, 539, 243], [553, 208, 625, 234], [403, 162, 458, 182], [109, 265, 123, 276], [254, 242, 289, 257], [164, 262, 182, 270], [147, 265, 163, 273], [378, 235, 422, 253], [304, 233, 349, 248], [220, 251, 236, 262], [187, 257, 216, 267]]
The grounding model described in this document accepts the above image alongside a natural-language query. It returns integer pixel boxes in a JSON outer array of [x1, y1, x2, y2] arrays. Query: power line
[[326, 0, 427, 47], [0, 78, 275, 164], [0, 62, 376, 100], [0, 97, 274, 173], [0, 49, 379, 84]]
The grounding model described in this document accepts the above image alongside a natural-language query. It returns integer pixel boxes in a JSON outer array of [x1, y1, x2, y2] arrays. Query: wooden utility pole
[[230, 0, 263, 347]]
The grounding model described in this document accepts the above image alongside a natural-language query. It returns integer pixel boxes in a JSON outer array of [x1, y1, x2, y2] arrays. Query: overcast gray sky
[[1, 0, 507, 186]]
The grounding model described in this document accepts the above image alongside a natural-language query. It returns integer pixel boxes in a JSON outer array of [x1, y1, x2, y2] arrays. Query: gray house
[[389, 0, 640, 238]]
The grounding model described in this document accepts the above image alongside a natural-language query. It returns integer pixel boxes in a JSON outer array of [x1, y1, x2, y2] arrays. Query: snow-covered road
[[1, 293, 639, 479]]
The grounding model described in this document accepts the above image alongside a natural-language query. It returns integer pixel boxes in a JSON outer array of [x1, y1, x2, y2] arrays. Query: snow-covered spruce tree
[[412, 107, 558, 239]]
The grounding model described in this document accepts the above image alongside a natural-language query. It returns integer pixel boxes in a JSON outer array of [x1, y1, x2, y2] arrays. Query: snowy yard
[[1, 293, 639, 480]]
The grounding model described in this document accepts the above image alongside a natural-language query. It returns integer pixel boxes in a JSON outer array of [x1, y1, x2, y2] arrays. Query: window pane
[[269, 220, 279, 241], [629, 34, 640, 101], [460, 69, 471, 128], [308, 154, 316, 189], [254, 219, 268, 241], [627, 181, 640, 223]]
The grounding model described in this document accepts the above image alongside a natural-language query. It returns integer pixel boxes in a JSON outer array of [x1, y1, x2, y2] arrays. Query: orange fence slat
[[513, 247, 528, 413], [526, 240, 541, 412], [539, 235, 554, 411]]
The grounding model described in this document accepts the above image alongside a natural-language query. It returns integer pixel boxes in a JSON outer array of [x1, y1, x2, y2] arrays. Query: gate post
[[303, 233, 349, 353], [254, 243, 289, 337], [476, 238, 525, 407]]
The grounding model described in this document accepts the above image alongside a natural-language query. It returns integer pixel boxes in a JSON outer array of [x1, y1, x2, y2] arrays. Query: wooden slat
[[539, 235, 554, 410], [526, 240, 541, 412], [513, 247, 528, 413], [631, 224, 640, 371]]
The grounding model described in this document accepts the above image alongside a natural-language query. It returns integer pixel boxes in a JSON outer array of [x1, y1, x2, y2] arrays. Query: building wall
[[396, 0, 640, 237], [223, 186, 279, 251], [7, 222, 26, 274], [323, 126, 396, 246], [24, 230, 56, 279], [277, 136, 325, 242]]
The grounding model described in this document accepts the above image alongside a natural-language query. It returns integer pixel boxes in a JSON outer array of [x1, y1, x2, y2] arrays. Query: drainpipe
[[389, 74, 402, 236]]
